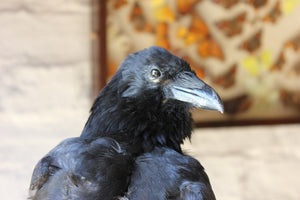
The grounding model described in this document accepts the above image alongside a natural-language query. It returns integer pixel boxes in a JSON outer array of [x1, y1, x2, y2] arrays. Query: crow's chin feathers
[[82, 80, 193, 154]]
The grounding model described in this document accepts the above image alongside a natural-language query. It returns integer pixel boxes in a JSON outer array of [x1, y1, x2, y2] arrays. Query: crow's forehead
[[133, 47, 191, 73]]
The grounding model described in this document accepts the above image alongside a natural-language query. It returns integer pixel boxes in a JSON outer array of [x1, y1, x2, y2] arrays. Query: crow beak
[[163, 71, 224, 113]]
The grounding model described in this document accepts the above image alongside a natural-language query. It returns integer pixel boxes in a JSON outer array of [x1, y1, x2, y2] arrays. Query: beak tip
[[215, 100, 224, 114], [219, 106, 224, 114]]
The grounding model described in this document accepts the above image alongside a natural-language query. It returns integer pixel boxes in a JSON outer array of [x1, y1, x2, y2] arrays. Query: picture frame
[[91, 0, 300, 127]]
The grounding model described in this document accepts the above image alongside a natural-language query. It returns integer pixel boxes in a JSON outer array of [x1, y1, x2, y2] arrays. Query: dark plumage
[[29, 137, 133, 200], [29, 46, 223, 200], [81, 46, 222, 199], [124, 147, 216, 200], [81, 46, 223, 155]]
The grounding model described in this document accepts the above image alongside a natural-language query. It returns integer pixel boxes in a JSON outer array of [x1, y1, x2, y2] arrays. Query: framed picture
[[92, 0, 300, 126]]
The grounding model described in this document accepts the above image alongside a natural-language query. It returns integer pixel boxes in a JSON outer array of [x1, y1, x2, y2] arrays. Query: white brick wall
[[183, 125, 300, 200], [0, 1, 92, 199], [0, 1, 300, 200], [0, 0, 92, 128]]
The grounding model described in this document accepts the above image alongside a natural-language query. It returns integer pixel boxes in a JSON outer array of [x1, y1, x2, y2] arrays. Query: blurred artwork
[[213, 64, 237, 89], [263, 1, 281, 23], [215, 12, 247, 37], [239, 29, 262, 53], [105, 0, 300, 124], [285, 33, 300, 51]]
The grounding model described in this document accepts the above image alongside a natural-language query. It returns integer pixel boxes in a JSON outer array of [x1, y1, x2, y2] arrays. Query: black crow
[[80, 46, 223, 199], [29, 46, 223, 199], [29, 137, 133, 200], [81, 46, 223, 155]]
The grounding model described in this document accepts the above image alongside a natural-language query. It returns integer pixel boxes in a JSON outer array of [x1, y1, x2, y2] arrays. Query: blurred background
[[0, 0, 300, 199]]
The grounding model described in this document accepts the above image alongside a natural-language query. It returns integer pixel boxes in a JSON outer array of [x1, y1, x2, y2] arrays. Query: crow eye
[[151, 69, 161, 78]]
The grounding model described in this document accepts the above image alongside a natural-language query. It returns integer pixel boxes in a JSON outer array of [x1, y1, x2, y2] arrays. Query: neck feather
[[81, 82, 192, 154]]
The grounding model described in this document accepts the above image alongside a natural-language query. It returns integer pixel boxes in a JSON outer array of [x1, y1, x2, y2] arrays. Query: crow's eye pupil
[[151, 69, 161, 78]]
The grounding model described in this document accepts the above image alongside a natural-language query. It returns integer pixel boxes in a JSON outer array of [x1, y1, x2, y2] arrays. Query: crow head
[[83, 46, 223, 153], [118, 46, 223, 113]]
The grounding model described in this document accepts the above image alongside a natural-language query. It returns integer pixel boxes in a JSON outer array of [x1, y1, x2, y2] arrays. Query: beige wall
[[0, 0, 91, 199], [184, 125, 300, 200], [0, 1, 299, 200]]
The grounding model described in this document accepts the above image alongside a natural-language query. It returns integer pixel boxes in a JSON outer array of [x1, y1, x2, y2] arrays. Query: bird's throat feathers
[[81, 79, 192, 154]]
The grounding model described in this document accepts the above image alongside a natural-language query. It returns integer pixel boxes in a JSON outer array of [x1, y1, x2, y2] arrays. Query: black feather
[[29, 137, 133, 200], [124, 147, 216, 200], [81, 46, 194, 154], [29, 46, 221, 200]]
